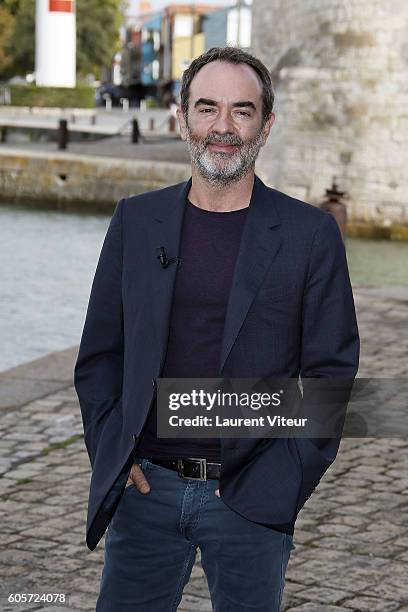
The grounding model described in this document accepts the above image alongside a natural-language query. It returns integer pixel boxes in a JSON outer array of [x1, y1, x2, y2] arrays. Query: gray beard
[[186, 125, 265, 188]]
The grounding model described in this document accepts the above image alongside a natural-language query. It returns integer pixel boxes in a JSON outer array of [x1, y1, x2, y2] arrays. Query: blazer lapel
[[218, 175, 282, 373], [148, 174, 282, 377]]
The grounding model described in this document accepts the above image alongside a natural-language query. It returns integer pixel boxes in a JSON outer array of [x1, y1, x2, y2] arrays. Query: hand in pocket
[[126, 463, 151, 494]]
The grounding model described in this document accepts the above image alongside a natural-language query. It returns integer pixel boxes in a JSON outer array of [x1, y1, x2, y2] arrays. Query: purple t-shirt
[[135, 196, 249, 460]]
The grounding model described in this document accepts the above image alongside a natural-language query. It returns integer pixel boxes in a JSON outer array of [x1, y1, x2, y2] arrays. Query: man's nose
[[211, 109, 235, 133]]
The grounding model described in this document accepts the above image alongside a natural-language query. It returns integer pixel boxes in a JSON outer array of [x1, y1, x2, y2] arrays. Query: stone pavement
[[0, 285, 407, 611], [0, 106, 190, 166], [0, 133, 191, 165], [0, 105, 190, 164]]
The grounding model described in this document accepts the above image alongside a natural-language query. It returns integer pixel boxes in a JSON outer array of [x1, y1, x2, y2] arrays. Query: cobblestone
[[0, 286, 407, 610]]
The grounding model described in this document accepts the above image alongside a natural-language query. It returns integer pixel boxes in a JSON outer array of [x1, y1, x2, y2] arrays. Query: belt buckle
[[177, 458, 207, 480]]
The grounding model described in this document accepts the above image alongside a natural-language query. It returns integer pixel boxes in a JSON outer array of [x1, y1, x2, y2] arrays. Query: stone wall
[[252, 0, 408, 225], [0, 149, 190, 211]]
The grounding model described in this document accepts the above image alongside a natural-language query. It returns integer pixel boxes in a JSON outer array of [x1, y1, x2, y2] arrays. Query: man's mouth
[[207, 143, 239, 153]]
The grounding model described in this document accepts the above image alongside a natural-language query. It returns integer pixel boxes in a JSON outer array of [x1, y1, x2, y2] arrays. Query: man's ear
[[176, 106, 188, 141], [260, 112, 276, 146]]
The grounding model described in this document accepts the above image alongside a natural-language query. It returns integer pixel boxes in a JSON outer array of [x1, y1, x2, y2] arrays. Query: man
[[74, 46, 360, 611]]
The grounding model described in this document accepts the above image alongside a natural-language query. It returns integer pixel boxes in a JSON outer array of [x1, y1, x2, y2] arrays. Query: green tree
[[76, 0, 125, 79], [0, 0, 22, 15], [0, 0, 126, 80], [0, 5, 15, 74], [8, 0, 35, 76]]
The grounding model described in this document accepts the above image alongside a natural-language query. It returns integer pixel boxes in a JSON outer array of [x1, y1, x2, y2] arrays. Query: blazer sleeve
[[297, 211, 360, 501], [74, 197, 126, 468]]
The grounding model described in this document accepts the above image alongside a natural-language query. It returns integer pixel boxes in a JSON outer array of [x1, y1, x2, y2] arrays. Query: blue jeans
[[96, 457, 295, 612]]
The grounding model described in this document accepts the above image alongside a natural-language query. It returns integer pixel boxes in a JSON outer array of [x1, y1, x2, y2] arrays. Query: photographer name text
[[168, 415, 308, 428]]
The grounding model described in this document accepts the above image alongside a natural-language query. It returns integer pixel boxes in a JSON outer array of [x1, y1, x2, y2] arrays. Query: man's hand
[[126, 463, 151, 494], [215, 488, 220, 497]]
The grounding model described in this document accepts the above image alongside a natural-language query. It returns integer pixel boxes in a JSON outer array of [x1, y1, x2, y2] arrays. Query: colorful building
[[203, 0, 252, 52], [121, 3, 223, 106]]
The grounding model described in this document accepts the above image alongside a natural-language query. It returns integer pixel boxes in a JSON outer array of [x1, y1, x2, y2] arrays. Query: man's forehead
[[189, 61, 263, 103]]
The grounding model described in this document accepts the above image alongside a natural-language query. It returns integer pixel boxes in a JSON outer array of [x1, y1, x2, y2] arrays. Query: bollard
[[58, 119, 68, 150], [5, 88, 11, 104], [319, 179, 348, 241], [168, 115, 176, 132], [104, 94, 112, 112], [149, 118, 155, 131], [121, 98, 130, 112], [90, 114, 97, 125], [131, 118, 140, 143], [1, 127, 7, 143]]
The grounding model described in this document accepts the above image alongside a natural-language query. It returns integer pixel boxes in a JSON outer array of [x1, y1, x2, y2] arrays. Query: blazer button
[[151, 378, 156, 387]]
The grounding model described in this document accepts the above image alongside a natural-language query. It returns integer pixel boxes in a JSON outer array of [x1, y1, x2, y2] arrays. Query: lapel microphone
[[156, 246, 182, 269]]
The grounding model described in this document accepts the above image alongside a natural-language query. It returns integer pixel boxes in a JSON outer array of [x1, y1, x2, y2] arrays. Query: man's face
[[177, 60, 275, 186]]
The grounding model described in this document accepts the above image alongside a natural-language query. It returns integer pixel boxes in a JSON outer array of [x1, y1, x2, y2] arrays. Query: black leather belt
[[145, 457, 221, 481]]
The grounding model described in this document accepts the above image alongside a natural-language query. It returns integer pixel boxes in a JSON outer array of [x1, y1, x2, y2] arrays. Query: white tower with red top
[[35, 0, 76, 87]]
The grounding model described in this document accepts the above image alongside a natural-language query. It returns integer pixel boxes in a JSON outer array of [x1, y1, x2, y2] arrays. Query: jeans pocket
[[133, 456, 151, 472]]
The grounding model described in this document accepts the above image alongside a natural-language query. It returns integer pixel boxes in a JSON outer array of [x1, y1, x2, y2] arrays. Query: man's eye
[[198, 108, 251, 117]]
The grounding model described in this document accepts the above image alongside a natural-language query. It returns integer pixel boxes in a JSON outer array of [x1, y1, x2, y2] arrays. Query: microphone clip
[[156, 246, 182, 269]]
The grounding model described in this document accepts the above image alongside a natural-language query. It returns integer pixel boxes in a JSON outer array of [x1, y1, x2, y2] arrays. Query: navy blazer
[[74, 174, 360, 551]]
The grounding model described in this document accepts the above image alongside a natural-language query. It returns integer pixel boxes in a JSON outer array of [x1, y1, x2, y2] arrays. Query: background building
[[203, 0, 252, 51], [168, 4, 215, 100], [252, 0, 408, 225], [120, 2, 233, 106]]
